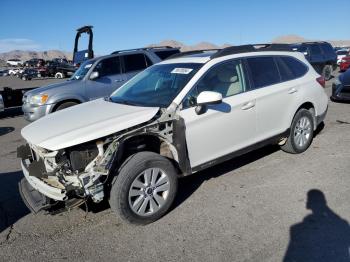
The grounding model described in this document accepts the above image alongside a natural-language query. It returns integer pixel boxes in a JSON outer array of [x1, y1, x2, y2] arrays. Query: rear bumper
[[330, 94, 350, 102], [331, 84, 350, 102], [316, 106, 328, 126]]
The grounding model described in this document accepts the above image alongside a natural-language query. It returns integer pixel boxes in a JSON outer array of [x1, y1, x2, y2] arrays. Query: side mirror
[[89, 71, 99, 80], [195, 91, 222, 115], [303, 52, 309, 56], [196, 91, 222, 105]]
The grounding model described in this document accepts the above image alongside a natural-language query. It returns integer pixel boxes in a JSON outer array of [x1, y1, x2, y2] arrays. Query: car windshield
[[337, 50, 348, 55], [70, 60, 94, 80], [110, 63, 202, 107]]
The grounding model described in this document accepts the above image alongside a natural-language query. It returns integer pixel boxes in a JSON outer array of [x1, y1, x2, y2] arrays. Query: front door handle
[[288, 88, 298, 94], [241, 101, 255, 110]]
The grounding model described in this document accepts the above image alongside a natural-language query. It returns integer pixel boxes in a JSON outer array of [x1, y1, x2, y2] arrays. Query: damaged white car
[[18, 44, 328, 224]]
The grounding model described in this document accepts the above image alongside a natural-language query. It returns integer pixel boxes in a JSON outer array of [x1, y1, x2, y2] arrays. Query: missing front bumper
[[20, 159, 67, 201], [18, 178, 85, 214], [18, 177, 51, 213]]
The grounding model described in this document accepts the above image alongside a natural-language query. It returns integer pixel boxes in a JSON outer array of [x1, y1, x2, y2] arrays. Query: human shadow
[[283, 189, 350, 262], [0, 171, 30, 233]]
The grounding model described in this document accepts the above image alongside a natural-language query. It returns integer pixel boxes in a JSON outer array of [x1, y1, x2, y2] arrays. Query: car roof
[[87, 49, 159, 64]]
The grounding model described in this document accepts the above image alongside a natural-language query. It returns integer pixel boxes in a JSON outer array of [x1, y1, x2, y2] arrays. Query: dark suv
[[291, 42, 337, 80], [24, 58, 45, 67]]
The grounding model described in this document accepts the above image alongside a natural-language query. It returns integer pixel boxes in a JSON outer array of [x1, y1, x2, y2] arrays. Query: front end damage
[[18, 108, 189, 214]]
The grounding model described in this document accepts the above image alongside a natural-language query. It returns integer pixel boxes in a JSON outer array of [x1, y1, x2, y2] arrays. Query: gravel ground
[[0, 72, 349, 262]]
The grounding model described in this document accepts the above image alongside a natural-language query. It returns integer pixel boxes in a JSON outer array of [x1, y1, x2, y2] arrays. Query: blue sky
[[1, 0, 349, 54]]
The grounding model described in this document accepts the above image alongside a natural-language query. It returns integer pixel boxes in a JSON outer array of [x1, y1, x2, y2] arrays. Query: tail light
[[316, 76, 326, 88]]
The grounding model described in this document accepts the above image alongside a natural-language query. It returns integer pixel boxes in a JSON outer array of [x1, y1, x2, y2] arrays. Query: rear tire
[[55, 101, 78, 111], [55, 72, 64, 79], [322, 65, 332, 81], [109, 152, 178, 225], [281, 109, 314, 154]]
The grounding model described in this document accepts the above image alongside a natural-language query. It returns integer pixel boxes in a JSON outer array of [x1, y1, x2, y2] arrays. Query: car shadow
[[83, 145, 281, 215], [314, 121, 325, 138], [171, 144, 280, 211], [283, 189, 350, 262], [0, 171, 29, 233], [0, 127, 14, 136]]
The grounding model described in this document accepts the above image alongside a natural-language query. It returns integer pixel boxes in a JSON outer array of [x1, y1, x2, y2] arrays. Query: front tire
[[281, 109, 314, 154], [55, 101, 78, 111], [109, 152, 178, 225]]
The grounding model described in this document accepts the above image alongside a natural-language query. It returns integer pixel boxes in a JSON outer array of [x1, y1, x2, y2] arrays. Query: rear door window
[[281, 56, 308, 78], [123, 54, 151, 73], [310, 44, 322, 55], [276, 57, 295, 81], [94, 56, 121, 77], [246, 56, 280, 89], [321, 43, 336, 55]]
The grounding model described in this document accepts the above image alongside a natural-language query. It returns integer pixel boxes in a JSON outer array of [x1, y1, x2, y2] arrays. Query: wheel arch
[[292, 102, 317, 130], [118, 133, 181, 174], [52, 98, 82, 112]]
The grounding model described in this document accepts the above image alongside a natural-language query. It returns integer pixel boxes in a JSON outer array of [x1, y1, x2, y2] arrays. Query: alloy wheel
[[293, 116, 312, 148], [128, 168, 170, 216]]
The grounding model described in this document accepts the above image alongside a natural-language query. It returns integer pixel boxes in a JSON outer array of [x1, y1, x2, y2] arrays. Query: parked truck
[[0, 87, 34, 112]]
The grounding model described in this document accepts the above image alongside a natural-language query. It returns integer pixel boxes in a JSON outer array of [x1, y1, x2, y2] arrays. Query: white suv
[[18, 44, 328, 224]]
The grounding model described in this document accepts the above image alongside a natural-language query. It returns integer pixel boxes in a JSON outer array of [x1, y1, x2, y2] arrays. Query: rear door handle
[[288, 88, 298, 94], [114, 79, 124, 82], [241, 101, 255, 110]]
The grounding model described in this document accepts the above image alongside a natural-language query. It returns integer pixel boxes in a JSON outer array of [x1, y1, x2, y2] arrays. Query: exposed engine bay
[[17, 107, 190, 214]]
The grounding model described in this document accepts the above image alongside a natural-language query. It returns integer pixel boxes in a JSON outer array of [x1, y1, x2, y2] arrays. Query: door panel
[[180, 92, 257, 168], [246, 56, 298, 141], [254, 80, 299, 141], [179, 59, 257, 168], [86, 56, 123, 100]]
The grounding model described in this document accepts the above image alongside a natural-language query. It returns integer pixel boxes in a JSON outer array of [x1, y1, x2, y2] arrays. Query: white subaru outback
[[18, 44, 328, 224]]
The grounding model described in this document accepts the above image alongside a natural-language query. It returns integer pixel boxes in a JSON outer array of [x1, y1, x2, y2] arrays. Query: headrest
[[217, 68, 238, 83]]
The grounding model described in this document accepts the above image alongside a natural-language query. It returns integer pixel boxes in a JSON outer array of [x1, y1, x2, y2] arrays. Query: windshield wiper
[[110, 97, 139, 106]]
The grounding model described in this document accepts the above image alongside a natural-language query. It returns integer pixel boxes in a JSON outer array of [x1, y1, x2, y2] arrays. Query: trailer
[[0, 87, 34, 112], [73, 25, 94, 65]]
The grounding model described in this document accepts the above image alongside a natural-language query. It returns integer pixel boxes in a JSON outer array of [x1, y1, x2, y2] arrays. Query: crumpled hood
[[21, 98, 159, 151]]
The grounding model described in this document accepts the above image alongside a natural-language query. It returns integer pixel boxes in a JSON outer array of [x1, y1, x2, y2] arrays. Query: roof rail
[[166, 49, 220, 60], [294, 41, 328, 44], [148, 46, 178, 49], [111, 46, 179, 55], [210, 44, 292, 59]]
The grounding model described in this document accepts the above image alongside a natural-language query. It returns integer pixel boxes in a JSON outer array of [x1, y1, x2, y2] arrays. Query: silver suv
[[22, 47, 179, 121]]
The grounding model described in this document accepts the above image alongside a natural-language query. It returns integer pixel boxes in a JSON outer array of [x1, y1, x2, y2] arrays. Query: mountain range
[[1, 35, 349, 63]]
